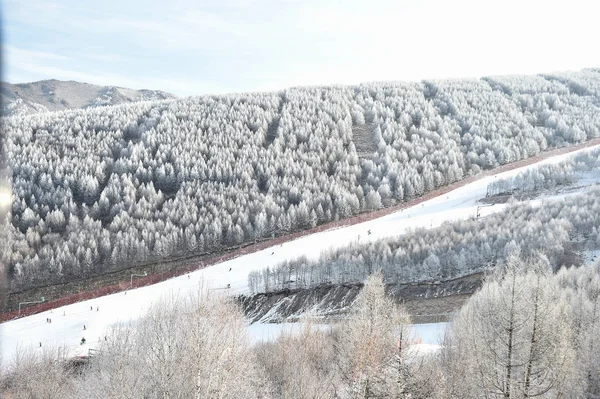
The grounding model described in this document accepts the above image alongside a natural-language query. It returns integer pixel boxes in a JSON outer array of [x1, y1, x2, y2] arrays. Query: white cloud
[[5, 46, 70, 62], [4, 0, 600, 96]]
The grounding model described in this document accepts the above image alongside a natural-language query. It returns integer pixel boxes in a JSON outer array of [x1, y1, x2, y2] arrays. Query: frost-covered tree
[[250, 186, 600, 293], [255, 321, 336, 398], [333, 272, 412, 397], [1, 346, 72, 399], [75, 285, 268, 398], [4, 69, 600, 290], [439, 253, 575, 398]]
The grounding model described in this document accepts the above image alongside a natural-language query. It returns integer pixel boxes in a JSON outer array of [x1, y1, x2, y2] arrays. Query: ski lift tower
[[18, 297, 45, 314]]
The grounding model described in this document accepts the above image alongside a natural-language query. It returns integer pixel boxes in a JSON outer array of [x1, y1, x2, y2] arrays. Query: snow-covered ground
[[583, 249, 600, 265], [247, 322, 444, 346], [2, 144, 599, 365], [246, 321, 447, 355], [247, 322, 330, 344]]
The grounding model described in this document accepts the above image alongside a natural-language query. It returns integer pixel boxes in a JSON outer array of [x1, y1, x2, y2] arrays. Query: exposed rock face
[[239, 273, 483, 323]]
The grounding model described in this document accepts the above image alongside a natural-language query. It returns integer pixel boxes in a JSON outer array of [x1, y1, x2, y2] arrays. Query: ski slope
[[2, 144, 600, 365]]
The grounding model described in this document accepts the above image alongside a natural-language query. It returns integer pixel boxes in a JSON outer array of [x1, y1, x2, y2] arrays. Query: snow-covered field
[[2, 144, 599, 365]]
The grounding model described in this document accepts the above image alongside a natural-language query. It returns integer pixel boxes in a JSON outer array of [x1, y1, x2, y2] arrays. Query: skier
[[96, 306, 99, 311], [90, 306, 93, 311], [229, 268, 232, 272], [81, 337, 86, 345], [39, 342, 42, 348], [83, 325, 86, 330]]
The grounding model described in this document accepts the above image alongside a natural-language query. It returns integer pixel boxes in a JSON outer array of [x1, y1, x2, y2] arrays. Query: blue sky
[[4, 0, 600, 96]]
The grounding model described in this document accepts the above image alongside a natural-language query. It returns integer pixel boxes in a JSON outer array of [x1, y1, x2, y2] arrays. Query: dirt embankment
[[6, 138, 600, 321], [238, 273, 483, 324]]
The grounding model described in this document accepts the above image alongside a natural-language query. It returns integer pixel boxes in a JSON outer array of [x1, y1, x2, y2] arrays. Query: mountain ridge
[[1, 79, 176, 116]]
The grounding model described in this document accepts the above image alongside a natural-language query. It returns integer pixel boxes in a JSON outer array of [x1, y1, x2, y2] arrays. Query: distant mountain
[[1, 79, 176, 116]]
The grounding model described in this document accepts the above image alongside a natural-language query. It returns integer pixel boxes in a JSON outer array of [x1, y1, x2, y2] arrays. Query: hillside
[[243, 144, 600, 322], [3, 143, 600, 363], [3, 69, 600, 295], [1, 79, 176, 116]]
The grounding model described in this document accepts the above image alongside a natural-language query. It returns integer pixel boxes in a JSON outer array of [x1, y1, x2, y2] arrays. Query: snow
[[2, 144, 599, 365], [410, 322, 447, 345], [247, 322, 330, 344], [583, 249, 600, 265], [246, 321, 447, 357], [246, 321, 448, 346]]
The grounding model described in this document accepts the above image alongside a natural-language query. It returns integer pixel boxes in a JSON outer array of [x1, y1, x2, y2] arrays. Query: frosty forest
[[3, 69, 600, 398], [248, 186, 600, 293], [4, 70, 600, 290], [5, 0, 600, 395], [486, 146, 600, 197], [3, 257, 600, 398]]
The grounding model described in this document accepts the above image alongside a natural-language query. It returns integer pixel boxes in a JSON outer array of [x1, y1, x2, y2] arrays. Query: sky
[[3, 0, 600, 97]]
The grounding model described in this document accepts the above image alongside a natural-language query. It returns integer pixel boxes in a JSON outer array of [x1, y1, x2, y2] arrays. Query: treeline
[[4, 257, 599, 398], [248, 187, 600, 293], [487, 146, 600, 197], [4, 70, 600, 289]]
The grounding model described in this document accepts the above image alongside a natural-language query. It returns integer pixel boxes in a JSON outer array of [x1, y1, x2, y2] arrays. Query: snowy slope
[[2, 144, 600, 364]]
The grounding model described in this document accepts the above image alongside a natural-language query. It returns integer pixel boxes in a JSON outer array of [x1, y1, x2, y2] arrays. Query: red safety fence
[[3, 137, 600, 323]]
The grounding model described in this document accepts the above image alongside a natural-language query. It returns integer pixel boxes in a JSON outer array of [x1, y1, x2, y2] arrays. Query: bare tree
[[75, 284, 269, 398], [1, 345, 73, 399], [255, 320, 336, 399], [181, 287, 269, 399], [332, 271, 412, 398], [439, 253, 575, 399], [75, 324, 145, 399]]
